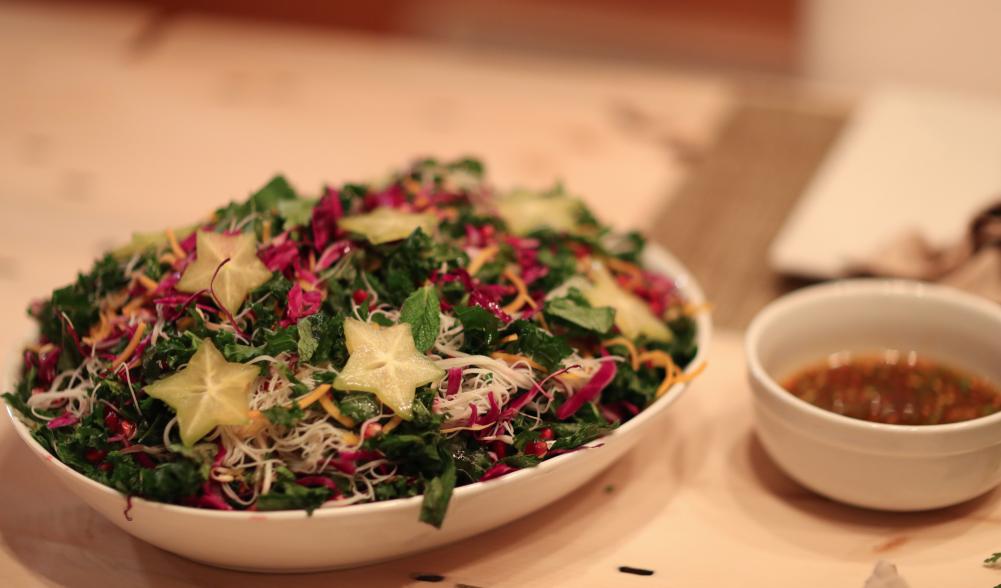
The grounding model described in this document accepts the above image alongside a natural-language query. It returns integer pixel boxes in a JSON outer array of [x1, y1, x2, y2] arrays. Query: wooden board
[[650, 102, 847, 329]]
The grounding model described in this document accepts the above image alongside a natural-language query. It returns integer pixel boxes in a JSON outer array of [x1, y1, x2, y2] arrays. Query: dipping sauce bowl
[[746, 279, 1001, 511]]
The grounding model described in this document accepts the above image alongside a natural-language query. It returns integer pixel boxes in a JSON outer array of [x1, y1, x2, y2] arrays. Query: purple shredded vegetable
[[46, 412, 79, 429], [555, 359, 618, 420], [311, 188, 344, 249]]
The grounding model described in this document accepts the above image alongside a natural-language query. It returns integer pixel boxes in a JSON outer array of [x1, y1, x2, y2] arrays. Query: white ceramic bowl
[[5, 244, 710, 572], [746, 279, 1001, 511]]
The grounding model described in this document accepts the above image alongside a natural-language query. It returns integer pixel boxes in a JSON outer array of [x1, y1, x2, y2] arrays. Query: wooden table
[[2, 2, 996, 587]]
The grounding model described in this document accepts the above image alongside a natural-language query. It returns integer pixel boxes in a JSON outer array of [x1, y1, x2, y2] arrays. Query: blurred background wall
[[804, 0, 1001, 96], [105, 0, 1001, 97]]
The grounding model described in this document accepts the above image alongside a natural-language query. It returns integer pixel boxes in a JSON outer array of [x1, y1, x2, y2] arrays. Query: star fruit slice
[[144, 338, 260, 446], [583, 262, 672, 342], [338, 209, 437, 245], [175, 231, 272, 315], [333, 319, 444, 420]]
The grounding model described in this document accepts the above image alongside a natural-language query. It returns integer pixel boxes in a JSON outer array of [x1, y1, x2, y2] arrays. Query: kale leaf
[[507, 320, 572, 371], [419, 448, 457, 529], [257, 467, 332, 515], [453, 305, 500, 355]]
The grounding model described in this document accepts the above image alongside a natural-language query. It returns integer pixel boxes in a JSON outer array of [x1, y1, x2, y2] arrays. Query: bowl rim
[[4, 242, 712, 522], [745, 278, 1001, 437]]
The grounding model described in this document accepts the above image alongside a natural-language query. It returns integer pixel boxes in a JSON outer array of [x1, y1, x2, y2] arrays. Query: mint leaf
[[297, 320, 318, 362], [277, 198, 316, 227], [544, 290, 614, 334], [400, 284, 440, 353], [250, 175, 297, 211], [222, 342, 264, 363]]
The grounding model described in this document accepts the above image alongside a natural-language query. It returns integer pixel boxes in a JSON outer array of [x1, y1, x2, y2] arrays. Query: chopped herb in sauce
[[783, 352, 1001, 425]]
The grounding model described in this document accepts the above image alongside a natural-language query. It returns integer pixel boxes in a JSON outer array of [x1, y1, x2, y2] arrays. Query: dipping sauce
[[782, 351, 1001, 425]]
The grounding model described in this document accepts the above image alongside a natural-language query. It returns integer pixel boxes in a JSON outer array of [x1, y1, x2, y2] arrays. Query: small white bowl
[[746, 279, 1001, 511], [5, 244, 711, 572]]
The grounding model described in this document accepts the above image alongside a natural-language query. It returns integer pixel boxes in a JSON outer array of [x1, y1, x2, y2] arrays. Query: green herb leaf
[[138, 461, 206, 503], [250, 175, 297, 211], [549, 422, 614, 450], [222, 342, 264, 363], [276, 198, 316, 227], [337, 392, 381, 422], [443, 437, 492, 483], [256, 467, 331, 515], [400, 284, 440, 353], [297, 320, 319, 362], [419, 448, 456, 528], [262, 326, 298, 356], [453, 305, 500, 355], [262, 404, 306, 427], [508, 320, 572, 372], [544, 289, 614, 334]]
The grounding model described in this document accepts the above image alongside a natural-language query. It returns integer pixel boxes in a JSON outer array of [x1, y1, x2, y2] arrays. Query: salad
[[4, 158, 703, 527]]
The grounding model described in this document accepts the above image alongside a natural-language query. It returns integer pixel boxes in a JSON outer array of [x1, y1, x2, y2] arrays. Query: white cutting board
[[770, 86, 1001, 278]]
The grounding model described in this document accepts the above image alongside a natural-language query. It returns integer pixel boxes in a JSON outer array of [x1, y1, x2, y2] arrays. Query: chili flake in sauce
[[782, 352, 1001, 425]]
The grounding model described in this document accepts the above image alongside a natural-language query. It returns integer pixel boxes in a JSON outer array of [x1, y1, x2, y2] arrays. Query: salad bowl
[[5, 243, 711, 572]]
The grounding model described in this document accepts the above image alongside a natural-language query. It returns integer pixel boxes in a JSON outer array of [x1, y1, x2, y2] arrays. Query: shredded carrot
[[112, 322, 147, 368], [636, 349, 706, 398], [655, 365, 679, 398], [403, 178, 422, 195], [683, 301, 713, 316], [295, 384, 332, 410], [340, 431, 361, 445], [676, 361, 707, 384], [536, 311, 551, 333], [491, 351, 545, 372], [603, 256, 643, 279], [604, 336, 639, 371], [467, 245, 500, 276], [318, 395, 356, 428], [176, 317, 195, 331], [261, 219, 272, 243], [159, 252, 178, 266], [83, 310, 115, 345], [602, 256, 643, 290], [637, 350, 675, 368], [247, 384, 332, 422], [440, 423, 492, 434], [308, 251, 316, 272], [122, 296, 146, 317], [413, 193, 431, 209], [502, 268, 536, 315], [382, 415, 403, 435], [105, 290, 130, 312], [498, 333, 519, 344], [134, 272, 159, 293], [165, 227, 186, 259]]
